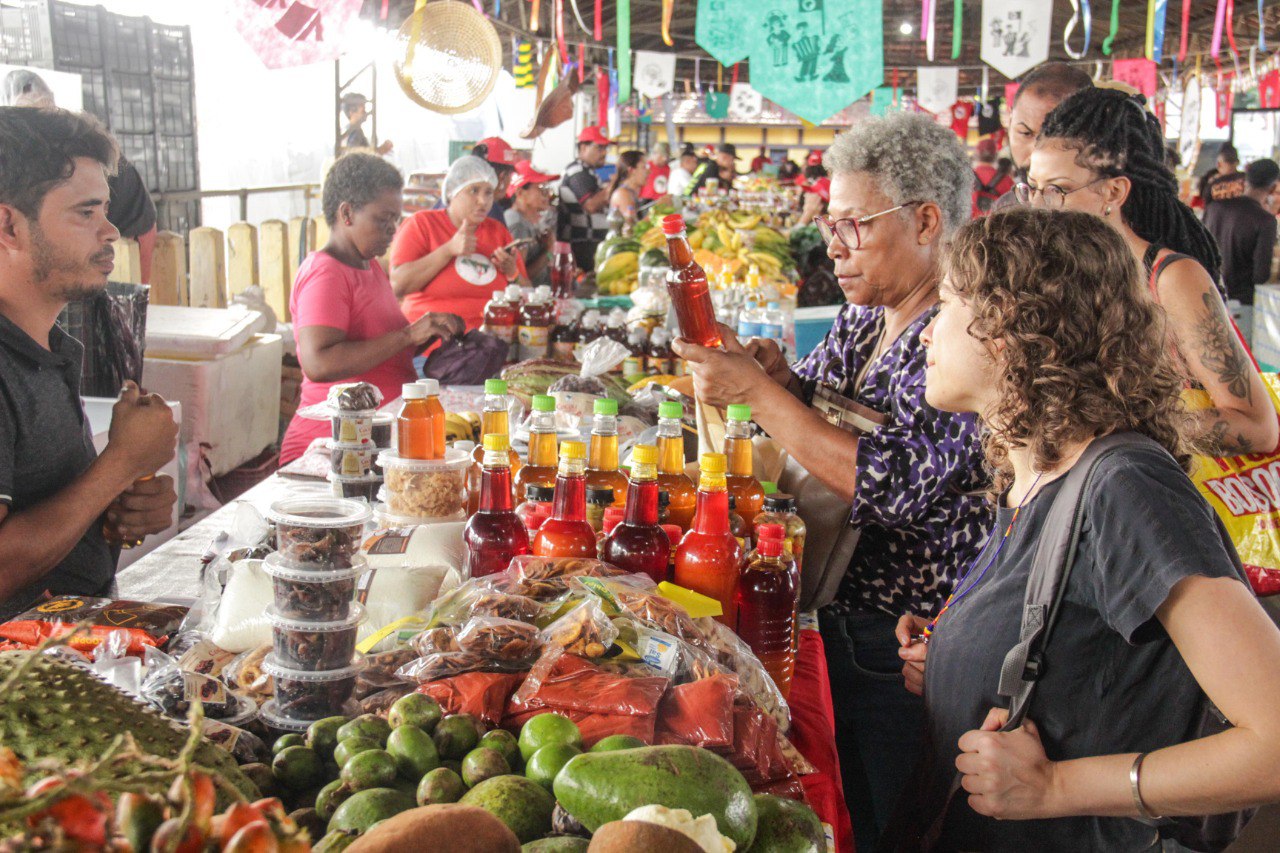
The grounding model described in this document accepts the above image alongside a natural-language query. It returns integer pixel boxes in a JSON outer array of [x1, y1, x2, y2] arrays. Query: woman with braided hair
[[1025, 86, 1277, 457]]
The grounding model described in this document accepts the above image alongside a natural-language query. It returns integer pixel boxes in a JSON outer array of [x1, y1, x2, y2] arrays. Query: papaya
[[747, 794, 825, 852], [552, 746, 757, 850]]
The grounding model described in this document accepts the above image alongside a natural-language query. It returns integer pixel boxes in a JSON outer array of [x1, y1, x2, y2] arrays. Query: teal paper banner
[[870, 86, 895, 116], [696, 0, 750, 65], [744, 0, 885, 125]]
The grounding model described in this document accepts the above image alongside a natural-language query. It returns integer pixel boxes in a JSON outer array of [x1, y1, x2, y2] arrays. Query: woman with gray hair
[[674, 111, 991, 848], [390, 154, 528, 329]]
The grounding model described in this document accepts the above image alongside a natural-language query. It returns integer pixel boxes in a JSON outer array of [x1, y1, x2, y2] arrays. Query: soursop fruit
[[0, 651, 258, 800]]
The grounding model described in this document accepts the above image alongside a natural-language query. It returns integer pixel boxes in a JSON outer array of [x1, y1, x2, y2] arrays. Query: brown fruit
[[586, 820, 708, 853], [345, 804, 520, 853], [224, 819, 280, 853]]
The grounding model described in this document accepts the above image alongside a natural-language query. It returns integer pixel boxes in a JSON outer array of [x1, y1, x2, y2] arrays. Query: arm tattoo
[[1194, 293, 1253, 404], [1197, 408, 1254, 456]]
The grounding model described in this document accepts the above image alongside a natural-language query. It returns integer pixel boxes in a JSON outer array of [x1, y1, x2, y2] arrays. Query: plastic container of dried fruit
[[261, 655, 363, 722], [329, 471, 382, 503], [268, 497, 373, 568], [262, 553, 369, 620], [371, 502, 467, 528], [268, 603, 366, 671], [377, 447, 471, 520], [331, 409, 377, 444], [259, 697, 361, 733]]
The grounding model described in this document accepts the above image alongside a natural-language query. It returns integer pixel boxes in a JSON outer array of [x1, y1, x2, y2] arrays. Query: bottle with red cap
[[662, 214, 723, 348], [601, 445, 671, 584], [735, 523, 799, 697]]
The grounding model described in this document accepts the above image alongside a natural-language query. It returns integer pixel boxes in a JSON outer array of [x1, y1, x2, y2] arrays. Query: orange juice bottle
[[514, 394, 559, 498], [397, 380, 445, 460], [674, 453, 744, 627], [586, 398, 628, 508], [725, 404, 765, 538]]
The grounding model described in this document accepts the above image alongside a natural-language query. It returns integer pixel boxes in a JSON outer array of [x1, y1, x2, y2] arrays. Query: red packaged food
[[511, 649, 669, 717], [500, 706, 657, 748], [655, 672, 738, 748], [418, 672, 524, 727], [713, 698, 792, 787], [755, 775, 809, 801], [0, 596, 187, 655]]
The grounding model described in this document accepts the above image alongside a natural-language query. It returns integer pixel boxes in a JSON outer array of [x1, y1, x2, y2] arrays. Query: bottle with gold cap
[[601, 444, 671, 584], [533, 440, 598, 558], [725, 404, 765, 539], [463, 433, 530, 578], [674, 452, 744, 627]]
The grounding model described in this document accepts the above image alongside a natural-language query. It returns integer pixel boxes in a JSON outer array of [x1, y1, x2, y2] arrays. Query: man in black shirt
[[339, 93, 393, 155], [557, 125, 612, 271], [1204, 158, 1278, 305], [0, 108, 178, 618]]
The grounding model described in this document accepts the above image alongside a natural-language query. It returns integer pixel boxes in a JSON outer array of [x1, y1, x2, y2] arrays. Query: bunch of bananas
[[596, 250, 640, 295], [444, 411, 482, 443]]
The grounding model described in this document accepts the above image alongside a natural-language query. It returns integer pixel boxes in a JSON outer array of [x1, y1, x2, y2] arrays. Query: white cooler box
[[144, 315, 282, 477]]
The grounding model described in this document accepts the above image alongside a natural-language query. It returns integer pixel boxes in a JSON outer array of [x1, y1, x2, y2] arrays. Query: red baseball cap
[[476, 136, 518, 166], [802, 176, 831, 201], [577, 125, 613, 146], [806, 149, 825, 167], [507, 160, 560, 197]]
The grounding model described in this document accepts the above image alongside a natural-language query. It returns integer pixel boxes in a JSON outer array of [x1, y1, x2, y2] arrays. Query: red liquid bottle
[[532, 440, 598, 558], [735, 523, 799, 697], [663, 214, 723, 348], [601, 445, 672, 584], [481, 289, 517, 362], [469, 379, 522, 514], [463, 434, 531, 578], [674, 453, 743, 626], [550, 240, 577, 299], [725, 404, 765, 539]]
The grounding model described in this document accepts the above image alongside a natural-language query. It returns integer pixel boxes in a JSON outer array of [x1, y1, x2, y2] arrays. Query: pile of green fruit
[[247, 693, 823, 852]]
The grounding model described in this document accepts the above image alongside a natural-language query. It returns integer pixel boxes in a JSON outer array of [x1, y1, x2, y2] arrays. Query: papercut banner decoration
[[1113, 57, 1158, 97], [695, 0, 750, 65], [229, 0, 363, 69], [705, 90, 729, 119], [916, 65, 958, 114], [738, 0, 886, 125], [1262, 70, 1280, 109], [729, 82, 765, 119], [870, 86, 896, 116], [980, 0, 1052, 80], [634, 50, 676, 98], [1178, 75, 1200, 150]]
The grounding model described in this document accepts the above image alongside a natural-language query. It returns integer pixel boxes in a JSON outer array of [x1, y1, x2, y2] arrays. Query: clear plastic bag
[[696, 617, 790, 733], [222, 644, 273, 702], [394, 651, 522, 684], [426, 579, 545, 628], [139, 646, 254, 724], [540, 597, 620, 658], [548, 337, 630, 398], [357, 647, 419, 694], [498, 555, 630, 601], [455, 616, 543, 662], [655, 671, 739, 748], [411, 626, 460, 655]]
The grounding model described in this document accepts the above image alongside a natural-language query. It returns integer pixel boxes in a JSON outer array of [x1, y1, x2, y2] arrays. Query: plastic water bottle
[[736, 299, 762, 339], [760, 301, 784, 344]]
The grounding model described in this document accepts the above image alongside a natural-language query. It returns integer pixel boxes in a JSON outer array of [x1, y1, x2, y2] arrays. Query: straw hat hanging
[[392, 0, 503, 114]]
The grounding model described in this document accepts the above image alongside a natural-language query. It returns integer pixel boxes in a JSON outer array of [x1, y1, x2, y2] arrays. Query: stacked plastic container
[[329, 410, 394, 503], [259, 497, 372, 731]]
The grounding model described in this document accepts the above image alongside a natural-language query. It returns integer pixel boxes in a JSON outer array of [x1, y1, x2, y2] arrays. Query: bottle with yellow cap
[[601, 444, 671, 583], [463, 433, 530, 578], [674, 452, 745, 627], [533, 440, 598, 558], [469, 379, 523, 513]]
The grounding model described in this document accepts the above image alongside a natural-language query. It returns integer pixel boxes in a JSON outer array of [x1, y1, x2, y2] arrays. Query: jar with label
[[517, 285, 555, 361], [586, 487, 615, 535], [622, 327, 649, 378], [752, 492, 806, 574], [481, 289, 517, 361]]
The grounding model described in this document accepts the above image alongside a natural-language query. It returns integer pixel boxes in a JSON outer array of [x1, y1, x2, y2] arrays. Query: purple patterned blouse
[[792, 302, 992, 617]]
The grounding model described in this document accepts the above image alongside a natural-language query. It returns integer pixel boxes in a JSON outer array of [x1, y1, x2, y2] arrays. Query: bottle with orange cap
[[674, 453, 744, 626], [532, 440, 598, 558], [601, 444, 671, 584]]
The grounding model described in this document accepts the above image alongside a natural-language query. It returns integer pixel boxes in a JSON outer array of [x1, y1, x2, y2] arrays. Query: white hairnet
[[443, 155, 497, 203]]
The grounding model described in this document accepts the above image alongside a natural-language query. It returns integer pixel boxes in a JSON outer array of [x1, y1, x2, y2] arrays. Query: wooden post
[[259, 219, 291, 322], [149, 231, 186, 306], [287, 216, 315, 284], [226, 222, 258, 300], [112, 238, 141, 284], [313, 215, 330, 253], [187, 226, 227, 309]]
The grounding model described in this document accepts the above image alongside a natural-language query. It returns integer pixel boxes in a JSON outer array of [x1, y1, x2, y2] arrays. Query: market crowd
[[1, 57, 1280, 853]]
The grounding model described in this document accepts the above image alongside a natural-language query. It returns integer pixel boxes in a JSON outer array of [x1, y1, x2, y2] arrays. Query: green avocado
[[552, 745, 757, 849], [327, 787, 416, 835], [521, 838, 590, 852], [460, 775, 556, 844], [747, 794, 826, 853]]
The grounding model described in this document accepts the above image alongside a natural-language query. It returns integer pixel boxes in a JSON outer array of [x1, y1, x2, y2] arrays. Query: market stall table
[[117, 474, 853, 851]]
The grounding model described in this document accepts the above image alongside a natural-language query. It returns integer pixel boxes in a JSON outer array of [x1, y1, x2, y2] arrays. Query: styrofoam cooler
[[793, 304, 842, 359], [143, 316, 283, 477]]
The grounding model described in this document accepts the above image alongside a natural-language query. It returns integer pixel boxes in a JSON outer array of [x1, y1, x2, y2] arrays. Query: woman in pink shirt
[[280, 153, 462, 464]]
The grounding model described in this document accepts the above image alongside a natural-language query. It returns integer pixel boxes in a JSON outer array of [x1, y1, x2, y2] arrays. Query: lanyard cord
[[923, 471, 1045, 639]]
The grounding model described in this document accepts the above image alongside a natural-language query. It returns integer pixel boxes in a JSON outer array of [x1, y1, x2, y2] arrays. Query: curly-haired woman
[[1026, 87, 1277, 457], [889, 207, 1280, 851], [674, 112, 991, 848], [279, 153, 462, 464]]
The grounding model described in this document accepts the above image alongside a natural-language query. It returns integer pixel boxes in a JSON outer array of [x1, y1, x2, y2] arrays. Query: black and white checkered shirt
[[556, 159, 608, 245]]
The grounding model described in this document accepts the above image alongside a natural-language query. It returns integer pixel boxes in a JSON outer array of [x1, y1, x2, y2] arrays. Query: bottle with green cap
[[515, 394, 559, 498], [464, 433, 530, 578], [533, 440, 598, 558], [656, 400, 696, 533], [724, 404, 764, 538], [602, 444, 671, 583], [674, 452, 744, 627], [586, 397, 628, 508], [470, 379, 521, 513]]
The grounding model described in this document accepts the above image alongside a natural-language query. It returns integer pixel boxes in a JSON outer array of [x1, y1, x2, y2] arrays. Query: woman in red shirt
[[390, 155, 528, 329], [280, 153, 462, 464]]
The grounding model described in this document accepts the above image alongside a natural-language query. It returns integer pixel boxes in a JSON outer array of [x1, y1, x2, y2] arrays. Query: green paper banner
[[744, 0, 885, 125], [618, 0, 632, 101], [870, 86, 895, 116], [696, 0, 750, 65]]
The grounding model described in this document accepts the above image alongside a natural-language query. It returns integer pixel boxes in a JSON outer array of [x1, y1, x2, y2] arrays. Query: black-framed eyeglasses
[[1014, 177, 1109, 209], [814, 201, 924, 251]]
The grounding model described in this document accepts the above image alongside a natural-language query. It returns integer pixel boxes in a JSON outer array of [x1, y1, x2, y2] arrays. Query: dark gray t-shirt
[[503, 209, 550, 289], [0, 316, 113, 620], [901, 442, 1245, 852]]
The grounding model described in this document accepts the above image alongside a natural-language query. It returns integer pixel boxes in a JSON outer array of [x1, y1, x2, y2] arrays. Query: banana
[[716, 224, 735, 249], [689, 231, 704, 250], [598, 251, 639, 278]]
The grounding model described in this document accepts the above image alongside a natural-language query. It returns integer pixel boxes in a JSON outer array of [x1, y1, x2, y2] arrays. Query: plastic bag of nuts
[[455, 616, 542, 662], [541, 598, 619, 659]]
